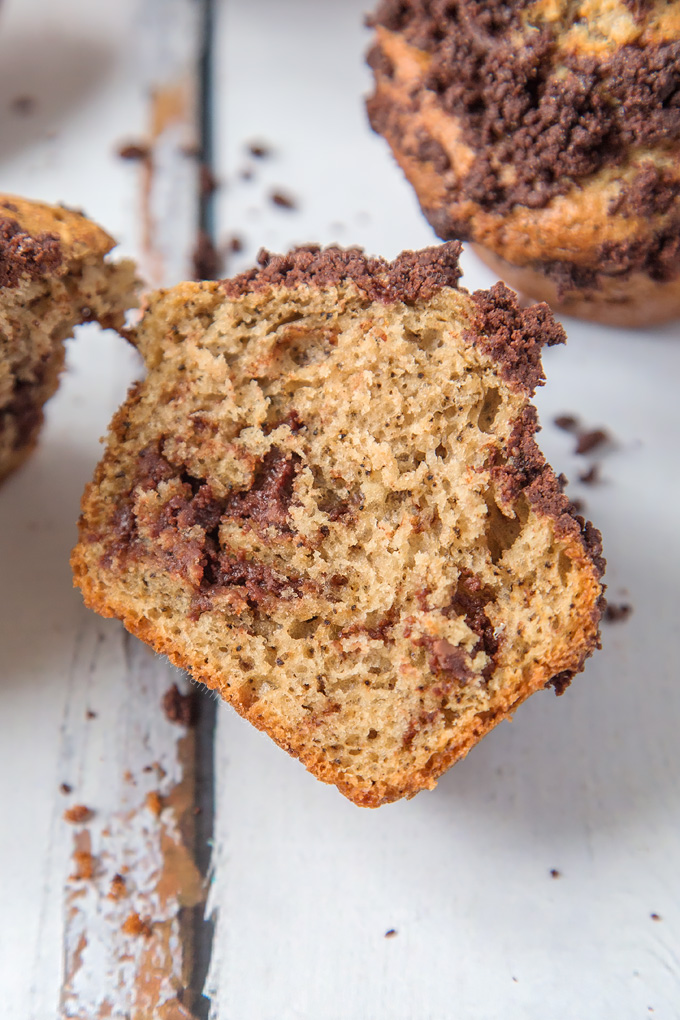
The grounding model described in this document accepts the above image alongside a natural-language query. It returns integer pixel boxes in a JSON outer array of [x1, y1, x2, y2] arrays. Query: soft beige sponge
[[0, 195, 138, 481], [72, 243, 604, 806]]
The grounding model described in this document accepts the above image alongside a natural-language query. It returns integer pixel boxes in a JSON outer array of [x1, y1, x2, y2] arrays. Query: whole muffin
[[72, 243, 604, 806], [367, 0, 680, 325], [0, 196, 138, 482]]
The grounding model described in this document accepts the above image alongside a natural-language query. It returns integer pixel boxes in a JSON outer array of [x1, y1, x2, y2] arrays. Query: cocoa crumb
[[146, 790, 164, 817], [239, 166, 254, 181], [108, 873, 127, 900], [162, 683, 197, 726], [59, 783, 73, 795], [117, 141, 151, 161], [64, 804, 94, 824], [575, 429, 609, 455], [570, 498, 585, 514], [650, 913, 662, 922], [384, 928, 398, 938], [604, 603, 632, 623], [70, 850, 96, 881], [122, 912, 153, 938], [10, 95, 35, 116], [200, 164, 218, 196], [193, 229, 222, 281], [227, 234, 244, 253], [550, 869, 561, 879], [554, 414, 579, 432], [85, 708, 97, 720], [270, 189, 297, 211], [248, 141, 272, 158], [579, 465, 600, 485]]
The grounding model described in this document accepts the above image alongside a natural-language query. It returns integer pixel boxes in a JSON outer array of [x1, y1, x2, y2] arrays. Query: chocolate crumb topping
[[546, 670, 574, 696], [222, 242, 463, 305], [0, 217, 62, 288], [369, 2, 680, 215], [470, 283, 566, 395]]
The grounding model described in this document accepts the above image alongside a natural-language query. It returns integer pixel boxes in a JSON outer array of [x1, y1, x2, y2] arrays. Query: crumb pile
[[367, 0, 680, 325], [72, 243, 604, 806], [0, 195, 138, 481]]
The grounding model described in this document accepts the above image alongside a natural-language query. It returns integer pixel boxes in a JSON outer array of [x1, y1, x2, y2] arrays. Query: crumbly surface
[[72, 244, 604, 807], [367, 1, 680, 317], [0, 195, 138, 481]]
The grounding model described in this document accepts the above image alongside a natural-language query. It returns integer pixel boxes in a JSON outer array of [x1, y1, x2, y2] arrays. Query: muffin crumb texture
[[72, 244, 604, 806]]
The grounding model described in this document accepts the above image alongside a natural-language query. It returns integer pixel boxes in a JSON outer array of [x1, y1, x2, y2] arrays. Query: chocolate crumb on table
[[200, 164, 218, 197], [64, 805, 94, 824], [650, 913, 662, 922], [10, 95, 36, 116], [384, 929, 398, 938], [579, 465, 600, 485], [554, 414, 580, 432], [575, 429, 610, 456], [59, 783, 73, 795], [604, 603, 633, 623], [550, 869, 561, 879], [248, 141, 272, 158], [121, 912, 153, 938], [269, 189, 298, 210], [117, 141, 151, 161], [85, 708, 97, 720], [227, 234, 244, 253], [161, 683, 197, 726], [193, 229, 222, 281]]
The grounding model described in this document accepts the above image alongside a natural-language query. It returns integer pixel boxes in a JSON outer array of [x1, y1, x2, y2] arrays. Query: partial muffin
[[0, 195, 138, 481], [72, 243, 604, 807], [367, 1, 680, 325]]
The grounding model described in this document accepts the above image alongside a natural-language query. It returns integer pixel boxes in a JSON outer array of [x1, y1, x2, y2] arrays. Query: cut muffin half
[[72, 244, 604, 806], [0, 195, 138, 481]]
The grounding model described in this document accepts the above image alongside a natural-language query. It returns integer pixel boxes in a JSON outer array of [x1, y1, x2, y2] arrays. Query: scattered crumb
[[193, 230, 222, 281], [85, 708, 97, 720], [512, 977, 518, 983], [64, 805, 94, 824], [200, 164, 218, 196], [122, 912, 153, 938], [570, 498, 585, 514], [604, 603, 632, 624], [227, 234, 244, 253], [70, 850, 96, 881], [146, 790, 164, 817], [123, 770, 135, 784], [650, 913, 662, 922], [10, 95, 36, 116], [579, 464, 600, 485], [554, 414, 579, 432], [575, 429, 609, 456], [117, 141, 151, 161], [550, 869, 561, 879], [59, 783, 73, 795], [384, 929, 397, 938], [248, 141, 272, 158], [162, 683, 197, 726], [269, 189, 297, 211], [108, 873, 127, 900], [239, 166, 254, 181]]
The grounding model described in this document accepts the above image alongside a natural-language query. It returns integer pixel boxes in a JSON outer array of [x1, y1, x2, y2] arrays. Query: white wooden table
[[1, 1, 679, 1017]]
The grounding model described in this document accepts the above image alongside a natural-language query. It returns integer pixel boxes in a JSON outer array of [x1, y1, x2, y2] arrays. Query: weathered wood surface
[[2, 0, 680, 1017], [0, 1, 208, 1017], [205, 2, 680, 1018]]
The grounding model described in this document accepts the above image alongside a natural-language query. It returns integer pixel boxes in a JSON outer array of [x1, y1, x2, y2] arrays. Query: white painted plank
[[206, 2, 680, 1017], [0, 1, 205, 1016]]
